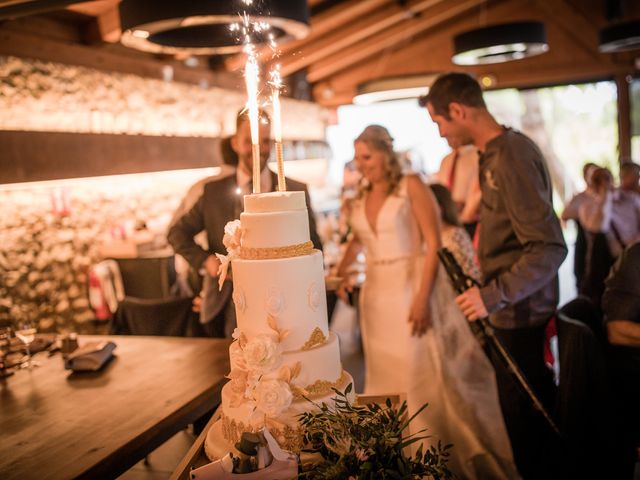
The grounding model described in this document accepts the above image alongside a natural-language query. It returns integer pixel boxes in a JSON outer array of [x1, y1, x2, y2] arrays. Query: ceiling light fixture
[[353, 74, 438, 106], [599, 20, 640, 53], [119, 0, 309, 55], [452, 21, 548, 65]]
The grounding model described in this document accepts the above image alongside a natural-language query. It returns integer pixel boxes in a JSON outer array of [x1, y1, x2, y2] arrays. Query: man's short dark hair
[[620, 161, 640, 176], [236, 108, 271, 132], [418, 72, 486, 119]]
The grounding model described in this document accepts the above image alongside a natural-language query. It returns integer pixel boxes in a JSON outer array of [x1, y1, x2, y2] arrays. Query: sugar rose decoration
[[222, 219, 242, 253], [216, 219, 243, 290], [253, 379, 293, 417], [243, 333, 282, 375]]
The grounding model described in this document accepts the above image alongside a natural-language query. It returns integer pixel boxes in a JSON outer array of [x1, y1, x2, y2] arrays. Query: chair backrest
[[555, 312, 613, 477], [558, 296, 603, 340], [110, 296, 197, 336], [111, 256, 176, 299]]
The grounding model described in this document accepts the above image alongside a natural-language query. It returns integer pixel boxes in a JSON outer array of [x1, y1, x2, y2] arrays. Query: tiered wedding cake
[[205, 190, 354, 460]]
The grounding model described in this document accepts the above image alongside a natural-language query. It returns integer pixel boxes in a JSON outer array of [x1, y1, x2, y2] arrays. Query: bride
[[336, 125, 518, 479]]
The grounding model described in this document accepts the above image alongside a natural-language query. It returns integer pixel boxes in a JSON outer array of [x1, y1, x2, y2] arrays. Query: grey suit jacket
[[167, 170, 322, 323]]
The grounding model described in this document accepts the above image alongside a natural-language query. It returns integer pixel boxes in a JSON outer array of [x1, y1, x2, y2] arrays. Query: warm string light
[[269, 65, 286, 192]]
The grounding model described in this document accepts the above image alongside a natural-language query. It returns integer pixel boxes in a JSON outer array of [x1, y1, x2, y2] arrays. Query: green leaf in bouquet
[[297, 391, 453, 480]]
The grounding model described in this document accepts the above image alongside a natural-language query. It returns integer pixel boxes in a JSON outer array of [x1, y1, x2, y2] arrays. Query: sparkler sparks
[[269, 65, 286, 191]]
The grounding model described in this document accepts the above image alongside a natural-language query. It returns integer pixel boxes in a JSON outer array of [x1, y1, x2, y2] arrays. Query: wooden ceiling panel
[[275, 0, 449, 77], [66, 0, 119, 17], [305, 0, 487, 83], [0, 0, 637, 107], [312, 0, 631, 107], [225, 0, 393, 72], [79, 4, 120, 44]]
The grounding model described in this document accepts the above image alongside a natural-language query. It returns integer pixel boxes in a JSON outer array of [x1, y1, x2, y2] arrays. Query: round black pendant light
[[353, 74, 438, 105], [452, 21, 548, 65], [599, 20, 640, 53], [119, 0, 310, 55]]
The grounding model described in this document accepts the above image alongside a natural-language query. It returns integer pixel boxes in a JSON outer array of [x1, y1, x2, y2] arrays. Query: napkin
[[64, 341, 116, 371]]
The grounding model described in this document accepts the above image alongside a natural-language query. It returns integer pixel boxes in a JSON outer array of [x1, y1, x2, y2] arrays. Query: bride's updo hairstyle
[[354, 124, 403, 195]]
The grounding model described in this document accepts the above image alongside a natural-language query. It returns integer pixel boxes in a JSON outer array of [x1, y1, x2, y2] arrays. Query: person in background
[[220, 135, 239, 168], [336, 125, 517, 479], [338, 158, 362, 243], [561, 162, 598, 290], [435, 142, 481, 238], [168, 109, 322, 337], [429, 182, 519, 479], [601, 241, 640, 479], [429, 183, 481, 282], [421, 72, 567, 479], [579, 167, 640, 306], [169, 135, 239, 298], [619, 161, 640, 195]]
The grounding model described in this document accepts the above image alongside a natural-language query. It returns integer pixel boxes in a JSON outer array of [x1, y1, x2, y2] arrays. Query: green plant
[[298, 384, 453, 480]]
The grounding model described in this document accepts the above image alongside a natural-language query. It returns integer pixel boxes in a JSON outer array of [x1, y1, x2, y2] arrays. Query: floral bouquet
[[298, 384, 453, 480]]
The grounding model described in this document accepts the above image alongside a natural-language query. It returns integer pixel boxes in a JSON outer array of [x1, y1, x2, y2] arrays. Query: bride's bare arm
[[335, 234, 363, 303], [406, 174, 443, 336]]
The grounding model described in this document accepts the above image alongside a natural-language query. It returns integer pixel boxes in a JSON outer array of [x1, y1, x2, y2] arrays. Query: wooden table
[[0, 335, 230, 480]]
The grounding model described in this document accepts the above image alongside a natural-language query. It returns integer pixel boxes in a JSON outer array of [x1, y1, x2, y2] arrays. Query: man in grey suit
[[421, 73, 567, 478], [168, 109, 322, 337]]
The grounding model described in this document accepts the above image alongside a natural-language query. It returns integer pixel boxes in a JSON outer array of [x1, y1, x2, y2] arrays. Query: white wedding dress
[[350, 177, 519, 479]]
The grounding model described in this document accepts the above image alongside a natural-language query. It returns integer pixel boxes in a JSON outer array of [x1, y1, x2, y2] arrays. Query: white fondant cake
[[205, 191, 354, 459]]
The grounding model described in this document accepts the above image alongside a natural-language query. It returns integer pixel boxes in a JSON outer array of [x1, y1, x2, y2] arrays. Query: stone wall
[[0, 55, 328, 140], [0, 168, 218, 334]]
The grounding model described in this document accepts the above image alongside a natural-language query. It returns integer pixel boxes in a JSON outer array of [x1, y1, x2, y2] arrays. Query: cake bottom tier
[[205, 371, 355, 460]]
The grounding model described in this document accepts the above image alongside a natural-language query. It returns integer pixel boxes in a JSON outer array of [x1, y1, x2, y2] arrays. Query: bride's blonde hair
[[354, 125, 403, 196]]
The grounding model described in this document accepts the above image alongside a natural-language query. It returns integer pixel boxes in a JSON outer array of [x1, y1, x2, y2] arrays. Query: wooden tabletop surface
[[0, 335, 230, 480]]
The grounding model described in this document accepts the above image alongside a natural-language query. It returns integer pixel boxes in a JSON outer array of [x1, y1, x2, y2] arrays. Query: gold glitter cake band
[[239, 241, 314, 260]]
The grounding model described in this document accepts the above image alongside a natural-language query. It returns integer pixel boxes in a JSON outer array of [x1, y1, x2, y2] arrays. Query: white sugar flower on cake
[[253, 379, 293, 417], [216, 219, 243, 290], [243, 333, 283, 375]]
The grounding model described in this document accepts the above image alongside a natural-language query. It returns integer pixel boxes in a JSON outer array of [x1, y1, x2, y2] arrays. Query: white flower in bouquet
[[254, 379, 293, 417], [243, 333, 282, 375]]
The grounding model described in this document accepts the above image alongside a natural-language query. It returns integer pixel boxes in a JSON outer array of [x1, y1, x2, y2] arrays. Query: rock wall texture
[[0, 168, 218, 333], [0, 56, 328, 140]]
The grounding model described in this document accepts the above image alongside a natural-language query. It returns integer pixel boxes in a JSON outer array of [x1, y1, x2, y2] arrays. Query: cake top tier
[[243, 191, 306, 213]]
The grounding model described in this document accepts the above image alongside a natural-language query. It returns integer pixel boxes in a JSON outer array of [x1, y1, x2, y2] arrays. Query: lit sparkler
[[269, 65, 286, 191], [244, 46, 261, 194]]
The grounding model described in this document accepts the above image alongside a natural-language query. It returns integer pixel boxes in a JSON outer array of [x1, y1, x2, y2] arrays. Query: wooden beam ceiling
[[224, 0, 393, 72], [65, 0, 118, 17], [306, 0, 487, 83], [533, 0, 603, 62], [79, 5, 120, 44], [276, 0, 449, 78], [0, 18, 241, 89], [310, 0, 634, 107], [0, 0, 637, 108]]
